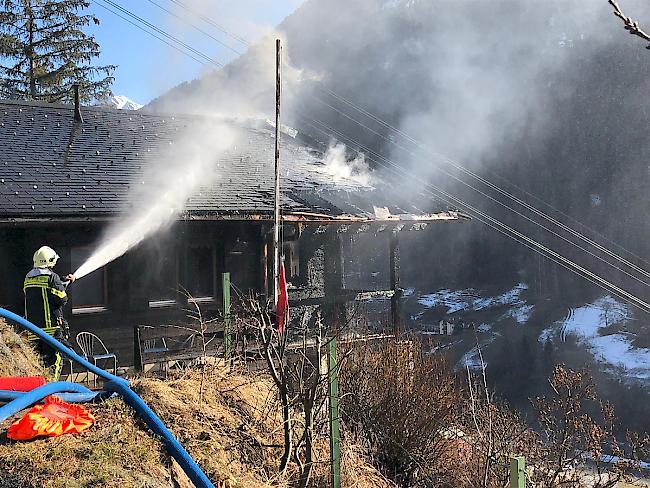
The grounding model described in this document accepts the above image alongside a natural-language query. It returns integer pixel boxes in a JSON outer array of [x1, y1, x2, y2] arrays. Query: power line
[[166, 0, 250, 48], [309, 95, 650, 289], [301, 116, 650, 314], [92, 1, 208, 66], [95, 0, 223, 68], [318, 85, 650, 271], [145, 0, 241, 56]]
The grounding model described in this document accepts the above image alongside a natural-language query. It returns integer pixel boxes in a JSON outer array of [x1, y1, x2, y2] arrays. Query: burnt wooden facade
[[0, 218, 451, 365]]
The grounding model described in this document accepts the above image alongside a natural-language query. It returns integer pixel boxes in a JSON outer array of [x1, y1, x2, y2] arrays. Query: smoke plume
[[320, 143, 372, 186]]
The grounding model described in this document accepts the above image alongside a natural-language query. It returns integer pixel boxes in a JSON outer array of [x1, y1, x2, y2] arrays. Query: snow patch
[[104, 95, 143, 110], [417, 288, 476, 314], [417, 283, 533, 324], [503, 304, 534, 325], [546, 296, 650, 379], [460, 346, 484, 370]]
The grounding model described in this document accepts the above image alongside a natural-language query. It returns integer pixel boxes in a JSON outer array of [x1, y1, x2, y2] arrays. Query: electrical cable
[[301, 116, 650, 314], [95, 0, 223, 67], [317, 85, 650, 271], [309, 95, 650, 288], [145, 0, 241, 55], [92, 0, 208, 66], [166, 0, 250, 47]]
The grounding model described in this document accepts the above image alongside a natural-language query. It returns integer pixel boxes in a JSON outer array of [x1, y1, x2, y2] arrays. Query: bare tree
[[340, 334, 461, 485], [608, 0, 650, 49], [247, 297, 293, 474], [531, 365, 641, 488], [244, 296, 367, 486]]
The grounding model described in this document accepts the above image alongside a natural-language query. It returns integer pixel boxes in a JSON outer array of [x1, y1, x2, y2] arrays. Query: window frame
[[70, 246, 109, 314], [185, 244, 218, 302], [146, 246, 180, 309]]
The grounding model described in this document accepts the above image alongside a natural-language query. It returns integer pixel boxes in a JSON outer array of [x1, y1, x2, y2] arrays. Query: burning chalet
[[0, 99, 468, 364]]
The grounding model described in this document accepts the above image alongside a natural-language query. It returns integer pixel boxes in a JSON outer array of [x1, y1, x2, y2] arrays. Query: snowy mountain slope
[[96, 95, 143, 111], [540, 296, 650, 380]]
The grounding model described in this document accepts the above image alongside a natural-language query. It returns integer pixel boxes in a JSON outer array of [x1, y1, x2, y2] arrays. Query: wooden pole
[[222, 272, 231, 364], [328, 337, 342, 488], [509, 456, 525, 488], [273, 38, 282, 305]]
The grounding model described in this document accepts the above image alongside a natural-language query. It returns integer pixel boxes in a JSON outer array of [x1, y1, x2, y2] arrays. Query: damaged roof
[[0, 99, 462, 223]]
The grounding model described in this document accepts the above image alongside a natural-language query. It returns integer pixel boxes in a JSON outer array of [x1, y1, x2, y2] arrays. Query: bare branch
[[609, 0, 650, 49]]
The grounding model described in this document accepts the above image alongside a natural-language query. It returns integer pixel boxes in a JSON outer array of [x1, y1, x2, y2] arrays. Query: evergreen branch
[[0, 0, 115, 102]]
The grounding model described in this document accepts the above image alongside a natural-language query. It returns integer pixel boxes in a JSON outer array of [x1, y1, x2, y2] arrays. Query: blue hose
[[0, 307, 214, 488], [0, 382, 94, 421], [0, 388, 103, 404]]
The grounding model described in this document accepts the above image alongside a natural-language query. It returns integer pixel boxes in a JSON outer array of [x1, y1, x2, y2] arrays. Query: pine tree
[[0, 0, 115, 103]]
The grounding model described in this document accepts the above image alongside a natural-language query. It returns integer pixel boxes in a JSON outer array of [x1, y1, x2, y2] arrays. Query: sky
[[87, 1, 304, 105]]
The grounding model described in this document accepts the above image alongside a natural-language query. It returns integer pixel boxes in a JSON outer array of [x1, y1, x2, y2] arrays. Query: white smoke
[[320, 143, 372, 186], [73, 121, 237, 279]]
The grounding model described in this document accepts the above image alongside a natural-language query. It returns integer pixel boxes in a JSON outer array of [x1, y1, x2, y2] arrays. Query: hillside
[[0, 320, 391, 488]]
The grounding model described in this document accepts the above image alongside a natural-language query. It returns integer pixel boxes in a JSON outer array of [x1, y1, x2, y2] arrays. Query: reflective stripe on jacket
[[23, 268, 67, 334]]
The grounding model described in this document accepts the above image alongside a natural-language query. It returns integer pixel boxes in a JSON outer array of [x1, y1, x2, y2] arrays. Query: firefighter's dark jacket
[[23, 268, 67, 333]]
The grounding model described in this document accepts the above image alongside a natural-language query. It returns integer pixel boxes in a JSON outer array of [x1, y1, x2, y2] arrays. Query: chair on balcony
[[75, 332, 117, 386]]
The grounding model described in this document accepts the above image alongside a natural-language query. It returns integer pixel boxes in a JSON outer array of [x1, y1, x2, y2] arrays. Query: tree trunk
[[279, 384, 292, 474], [27, 3, 36, 99], [297, 398, 314, 488]]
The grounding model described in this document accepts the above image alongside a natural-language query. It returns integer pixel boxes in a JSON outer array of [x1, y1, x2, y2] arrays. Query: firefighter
[[24, 246, 76, 379]]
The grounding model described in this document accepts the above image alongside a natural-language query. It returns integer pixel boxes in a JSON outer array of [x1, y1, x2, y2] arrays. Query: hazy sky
[[87, 1, 304, 104]]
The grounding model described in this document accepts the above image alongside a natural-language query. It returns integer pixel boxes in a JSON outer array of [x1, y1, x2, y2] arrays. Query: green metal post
[[222, 272, 231, 364], [328, 337, 341, 488], [509, 456, 525, 488]]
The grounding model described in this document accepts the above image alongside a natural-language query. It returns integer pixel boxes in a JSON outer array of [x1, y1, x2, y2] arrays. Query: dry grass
[[0, 319, 389, 487], [0, 398, 169, 488], [135, 367, 287, 487], [0, 319, 46, 378], [134, 367, 394, 487]]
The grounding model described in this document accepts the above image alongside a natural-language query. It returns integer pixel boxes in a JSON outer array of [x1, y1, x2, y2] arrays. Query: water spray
[[72, 122, 237, 280]]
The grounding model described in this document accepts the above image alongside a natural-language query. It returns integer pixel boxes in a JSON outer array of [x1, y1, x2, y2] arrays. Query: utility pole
[[273, 38, 282, 304]]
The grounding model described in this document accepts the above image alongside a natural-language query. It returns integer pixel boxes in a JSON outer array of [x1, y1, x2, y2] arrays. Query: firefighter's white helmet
[[33, 246, 59, 268]]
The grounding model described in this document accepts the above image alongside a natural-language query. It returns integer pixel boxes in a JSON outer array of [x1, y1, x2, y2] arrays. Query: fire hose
[[0, 385, 105, 404], [0, 382, 100, 420], [0, 307, 214, 488]]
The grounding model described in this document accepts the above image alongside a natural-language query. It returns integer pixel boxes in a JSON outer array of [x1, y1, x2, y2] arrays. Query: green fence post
[[510, 456, 525, 488], [328, 337, 341, 488], [222, 272, 231, 365]]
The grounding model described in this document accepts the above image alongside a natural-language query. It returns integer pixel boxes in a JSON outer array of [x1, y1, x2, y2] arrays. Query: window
[[186, 245, 216, 301], [142, 245, 178, 308], [70, 247, 107, 313], [225, 239, 258, 292]]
